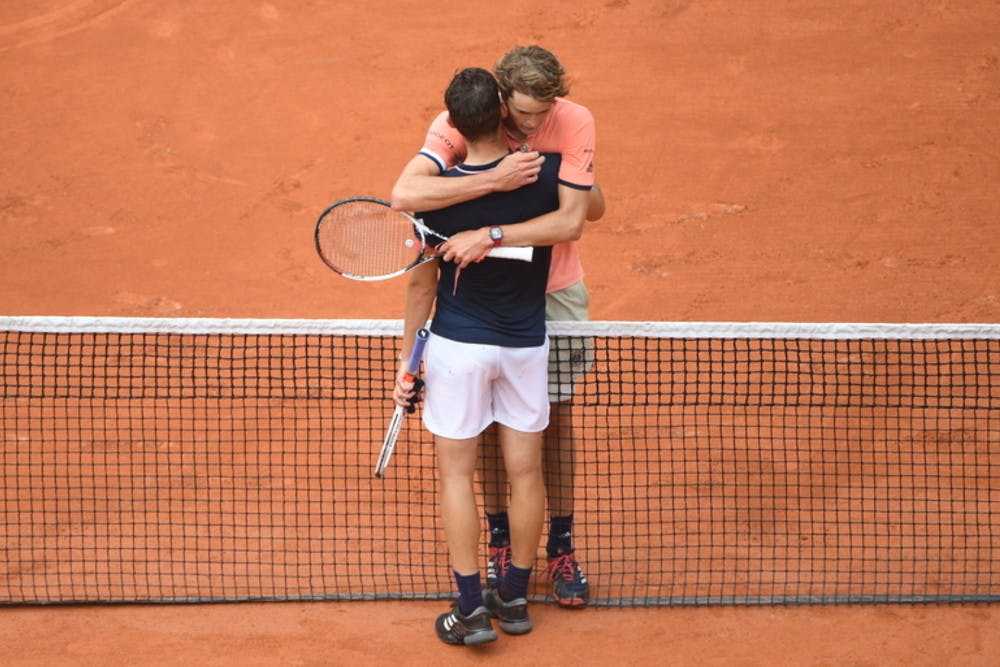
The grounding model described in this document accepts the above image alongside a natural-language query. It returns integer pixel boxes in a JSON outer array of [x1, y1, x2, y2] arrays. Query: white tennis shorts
[[422, 333, 550, 440]]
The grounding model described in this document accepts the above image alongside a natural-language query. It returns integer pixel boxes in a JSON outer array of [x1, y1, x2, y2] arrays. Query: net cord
[[2, 316, 998, 339]]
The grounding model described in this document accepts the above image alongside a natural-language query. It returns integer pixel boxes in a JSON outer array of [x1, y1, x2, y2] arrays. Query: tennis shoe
[[486, 543, 511, 587], [547, 550, 589, 607], [483, 586, 532, 635], [434, 604, 498, 646]]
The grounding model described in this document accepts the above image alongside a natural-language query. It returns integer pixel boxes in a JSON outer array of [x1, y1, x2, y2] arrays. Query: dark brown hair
[[444, 67, 501, 140]]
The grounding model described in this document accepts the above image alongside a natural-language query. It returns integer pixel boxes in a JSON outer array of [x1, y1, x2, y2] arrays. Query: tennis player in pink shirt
[[391, 45, 604, 608]]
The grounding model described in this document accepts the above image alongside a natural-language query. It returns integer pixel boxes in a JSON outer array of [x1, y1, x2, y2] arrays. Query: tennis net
[[1, 316, 997, 606]]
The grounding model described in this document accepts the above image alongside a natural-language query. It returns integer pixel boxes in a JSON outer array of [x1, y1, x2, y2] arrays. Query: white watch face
[[490, 227, 503, 241]]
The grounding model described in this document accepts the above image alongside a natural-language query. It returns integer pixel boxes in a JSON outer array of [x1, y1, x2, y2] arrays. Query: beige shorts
[[546, 280, 594, 403]]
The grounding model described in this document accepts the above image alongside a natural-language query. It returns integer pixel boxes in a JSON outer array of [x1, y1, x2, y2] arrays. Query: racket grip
[[486, 246, 533, 262], [406, 328, 430, 375]]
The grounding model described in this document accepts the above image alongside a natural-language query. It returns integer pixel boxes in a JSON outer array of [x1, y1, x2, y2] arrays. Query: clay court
[[2, 1, 999, 665]]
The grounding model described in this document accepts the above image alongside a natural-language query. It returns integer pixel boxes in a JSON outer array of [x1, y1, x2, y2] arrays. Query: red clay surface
[[2, 1, 998, 665]]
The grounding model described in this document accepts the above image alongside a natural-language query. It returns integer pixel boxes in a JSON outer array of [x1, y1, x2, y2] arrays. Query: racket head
[[314, 196, 430, 280]]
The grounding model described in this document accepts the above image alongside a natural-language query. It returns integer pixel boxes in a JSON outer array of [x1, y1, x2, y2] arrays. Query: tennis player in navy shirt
[[391, 67, 561, 646]]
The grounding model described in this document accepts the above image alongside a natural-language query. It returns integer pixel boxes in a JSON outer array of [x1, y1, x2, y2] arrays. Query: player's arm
[[393, 260, 437, 407], [587, 181, 605, 221], [438, 184, 589, 267], [434, 179, 602, 265], [496, 180, 602, 246], [390, 152, 546, 212], [501, 184, 589, 246]]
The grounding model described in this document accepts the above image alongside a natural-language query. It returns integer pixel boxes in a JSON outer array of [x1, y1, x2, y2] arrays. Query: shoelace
[[491, 545, 511, 575], [548, 553, 579, 581]]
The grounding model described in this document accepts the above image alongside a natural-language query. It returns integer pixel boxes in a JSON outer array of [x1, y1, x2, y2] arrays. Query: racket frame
[[314, 196, 532, 281]]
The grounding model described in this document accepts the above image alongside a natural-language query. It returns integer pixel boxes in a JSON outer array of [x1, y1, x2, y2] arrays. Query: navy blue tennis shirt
[[418, 152, 561, 348]]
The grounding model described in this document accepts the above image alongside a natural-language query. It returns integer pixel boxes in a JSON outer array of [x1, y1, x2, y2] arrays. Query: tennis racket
[[314, 196, 533, 281], [375, 327, 430, 478]]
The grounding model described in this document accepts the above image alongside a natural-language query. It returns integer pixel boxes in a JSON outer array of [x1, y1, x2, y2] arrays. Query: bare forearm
[[400, 263, 437, 363], [498, 178, 601, 246], [392, 265, 436, 408], [497, 207, 584, 247], [391, 170, 498, 212], [390, 151, 546, 212], [587, 182, 605, 221], [436, 185, 588, 267]]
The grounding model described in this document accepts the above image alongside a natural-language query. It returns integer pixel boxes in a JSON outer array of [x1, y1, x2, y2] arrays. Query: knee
[[503, 456, 543, 483]]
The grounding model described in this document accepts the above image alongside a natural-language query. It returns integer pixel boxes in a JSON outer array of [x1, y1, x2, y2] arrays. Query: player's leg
[[482, 341, 548, 635], [544, 281, 592, 607], [422, 334, 499, 645], [436, 435, 484, 581], [479, 424, 511, 587], [543, 398, 589, 607], [434, 434, 498, 645], [484, 423, 544, 635], [501, 426, 545, 574], [544, 400, 575, 519]]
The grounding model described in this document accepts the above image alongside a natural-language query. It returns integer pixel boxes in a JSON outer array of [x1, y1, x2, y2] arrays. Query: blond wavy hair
[[493, 45, 569, 102]]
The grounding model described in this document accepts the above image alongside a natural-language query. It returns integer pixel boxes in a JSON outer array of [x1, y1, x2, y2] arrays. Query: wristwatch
[[489, 226, 504, 247]]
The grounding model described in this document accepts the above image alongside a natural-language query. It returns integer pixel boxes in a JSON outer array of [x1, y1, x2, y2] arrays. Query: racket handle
[[486, 246, 533, 262], [406, 328, 430, 374]]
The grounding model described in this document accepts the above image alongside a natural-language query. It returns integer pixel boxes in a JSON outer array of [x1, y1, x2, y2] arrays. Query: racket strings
[[317, 201, 421, 277]]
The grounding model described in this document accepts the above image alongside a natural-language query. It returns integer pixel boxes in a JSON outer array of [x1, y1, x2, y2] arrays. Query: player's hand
[[404, 377, 424, 413], [438, 228, 493, 269], [392, 368, 423, 410], [491, 150, 544, 192]]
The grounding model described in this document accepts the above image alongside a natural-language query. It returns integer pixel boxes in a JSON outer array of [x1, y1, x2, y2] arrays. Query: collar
[[454, 153, 509, 174]]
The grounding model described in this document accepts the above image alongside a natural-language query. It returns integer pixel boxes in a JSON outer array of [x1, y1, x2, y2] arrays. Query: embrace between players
[[388, 46, 604, 646]]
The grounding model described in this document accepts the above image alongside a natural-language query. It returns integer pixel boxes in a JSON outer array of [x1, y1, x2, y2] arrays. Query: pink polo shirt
[[418, 97, 595, 293]]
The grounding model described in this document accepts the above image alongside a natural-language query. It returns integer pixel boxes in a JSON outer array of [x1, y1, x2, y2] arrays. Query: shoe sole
[[437, 627, 498, 646], [435, 607, 499, 646], [483, 590, 532, 635], [462, 628, 499, 645], [555, 594, 588, 608], [497, 618, 532, 635]]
